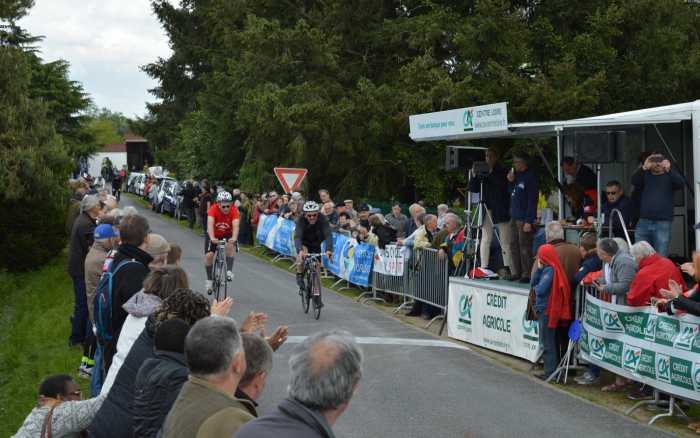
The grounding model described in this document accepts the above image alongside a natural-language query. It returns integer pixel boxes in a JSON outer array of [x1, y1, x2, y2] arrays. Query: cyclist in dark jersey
[[295, 201, 333, 290]]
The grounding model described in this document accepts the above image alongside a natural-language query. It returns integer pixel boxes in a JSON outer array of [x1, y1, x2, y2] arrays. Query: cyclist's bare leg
[[204, 251, 214, 280], [296, 246, 307, 288], [225, 240, 236, 272]]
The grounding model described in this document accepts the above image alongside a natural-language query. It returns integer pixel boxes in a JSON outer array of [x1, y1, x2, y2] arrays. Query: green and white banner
[[580, 294, 700, 402], [447, 279, 542, 362]]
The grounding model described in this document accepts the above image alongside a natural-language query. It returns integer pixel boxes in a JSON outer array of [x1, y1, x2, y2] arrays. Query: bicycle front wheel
[[301, 274, 311, 314], [216, 257, 227, 301], [312, 272, 322, 320]]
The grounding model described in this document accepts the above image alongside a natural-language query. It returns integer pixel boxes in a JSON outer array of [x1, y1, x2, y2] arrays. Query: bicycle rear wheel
[[301, 272, 311, 314]]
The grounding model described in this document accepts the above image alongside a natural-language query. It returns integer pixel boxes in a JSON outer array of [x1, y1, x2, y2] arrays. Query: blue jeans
[[538, 312, 558, 376], [635, 219, 672, 257], [70, 276, 89, 344]]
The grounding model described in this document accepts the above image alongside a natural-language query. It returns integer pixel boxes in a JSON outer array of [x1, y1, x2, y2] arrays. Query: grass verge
[[0, 251, 88, 436]]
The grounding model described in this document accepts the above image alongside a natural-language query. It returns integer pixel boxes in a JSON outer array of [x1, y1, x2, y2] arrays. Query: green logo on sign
[[694, 365, 700, 390], [674, 324, 698, 351], [657, 354, 671, 383], [463, 109, 474, 132], [459, 294, 472, 325], [522, 312, 539, 341], [644, 315, 657, 341], [591, 337, 605, 360], [624, 349, 641, 368], [603, 311, 624, 333]]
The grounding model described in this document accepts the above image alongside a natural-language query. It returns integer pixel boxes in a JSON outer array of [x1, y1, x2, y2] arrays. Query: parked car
[[136, 175, 147, 196], [127, 172, 144, 193], [160, 179, 181, 216]]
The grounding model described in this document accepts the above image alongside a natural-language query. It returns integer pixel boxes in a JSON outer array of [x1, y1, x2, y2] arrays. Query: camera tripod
[[456, 176, 506, 279]]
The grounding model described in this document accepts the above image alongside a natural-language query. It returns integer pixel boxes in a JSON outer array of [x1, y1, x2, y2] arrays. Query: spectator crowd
[[12, 177, 364, 438], [12, 144, 697, 436]]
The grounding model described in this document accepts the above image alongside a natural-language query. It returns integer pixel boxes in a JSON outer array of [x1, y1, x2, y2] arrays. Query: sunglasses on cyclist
[[220, 204, 232, 209], [306, 213, 318, 218]]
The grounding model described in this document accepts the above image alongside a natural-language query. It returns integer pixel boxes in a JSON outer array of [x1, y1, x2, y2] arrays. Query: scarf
[[537, 244, 572, 328]]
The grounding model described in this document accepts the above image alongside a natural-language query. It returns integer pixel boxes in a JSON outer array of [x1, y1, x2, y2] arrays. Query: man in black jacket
[[179, 181, 200, 229], [133, 318, 190, 438], [67, 195, 102, 346], [295, 202, 333, 298], [236, 330, 362, 438], [468, 149, 512, 276], [104, 214, 153, 372]]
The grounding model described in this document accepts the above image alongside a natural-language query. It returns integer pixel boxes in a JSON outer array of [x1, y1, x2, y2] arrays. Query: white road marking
[[285, 336, 470, 350]]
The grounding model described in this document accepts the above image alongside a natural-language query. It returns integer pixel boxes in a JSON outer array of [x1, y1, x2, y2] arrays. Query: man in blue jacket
[[507, 153, 539, 283], [630, 152, 684, 256]]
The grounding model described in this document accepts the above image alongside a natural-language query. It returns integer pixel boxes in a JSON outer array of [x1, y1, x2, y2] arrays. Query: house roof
[[101, 144, 127, 153], [123, 132, 147, 143]]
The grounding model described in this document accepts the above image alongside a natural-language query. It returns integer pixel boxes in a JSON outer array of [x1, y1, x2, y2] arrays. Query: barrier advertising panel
[[447, 278, 541, 362], [580, 294, 700, 402], [373, 244, 408, 277]]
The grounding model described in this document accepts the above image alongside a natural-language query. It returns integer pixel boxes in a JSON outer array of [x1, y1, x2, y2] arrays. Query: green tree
[[0, 1, 96, 270]]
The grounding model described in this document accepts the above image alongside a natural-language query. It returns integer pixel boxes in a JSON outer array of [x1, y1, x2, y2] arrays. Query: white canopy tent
[[409, 100, 700, 251]]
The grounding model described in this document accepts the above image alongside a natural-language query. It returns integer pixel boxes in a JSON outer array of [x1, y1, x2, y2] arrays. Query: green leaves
[[142, 0, 700, 204]]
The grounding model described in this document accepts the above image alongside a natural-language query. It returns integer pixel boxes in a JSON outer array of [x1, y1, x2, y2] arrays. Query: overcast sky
[[19, 0, 171, 118]]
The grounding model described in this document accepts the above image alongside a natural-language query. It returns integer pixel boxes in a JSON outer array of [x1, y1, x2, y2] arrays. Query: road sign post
[[273, 167, 308, 194]]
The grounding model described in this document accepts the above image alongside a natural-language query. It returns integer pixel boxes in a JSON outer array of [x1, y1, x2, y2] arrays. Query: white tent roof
[[411, 100, 700, 142]]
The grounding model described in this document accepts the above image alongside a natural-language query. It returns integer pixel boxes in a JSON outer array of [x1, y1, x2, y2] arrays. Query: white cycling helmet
[[302, 201, 320, 213], [217, 191, 233, 203]]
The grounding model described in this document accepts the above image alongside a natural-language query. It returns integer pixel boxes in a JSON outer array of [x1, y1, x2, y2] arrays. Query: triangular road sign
[[273, 167, 308, 194]]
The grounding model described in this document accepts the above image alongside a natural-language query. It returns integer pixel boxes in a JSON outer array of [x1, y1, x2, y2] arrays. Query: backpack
[[94, 259, 140, 346]]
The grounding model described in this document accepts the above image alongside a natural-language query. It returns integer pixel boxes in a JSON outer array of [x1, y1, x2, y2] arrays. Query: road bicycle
[[210, 238, 231, 301], [299, 253, 324, 320]]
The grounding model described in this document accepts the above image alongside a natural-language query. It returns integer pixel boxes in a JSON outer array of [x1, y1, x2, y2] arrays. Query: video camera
[[471, 161, 490, 178]]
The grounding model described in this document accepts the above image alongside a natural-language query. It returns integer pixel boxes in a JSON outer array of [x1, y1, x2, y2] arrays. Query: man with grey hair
[[235, 333, 274, 417], [532, 221, 581, 286], [162, 316, 254, 437], [236, 330, 362, 438], [594, 238, 637, 302], [625, 241, 683, 307], [436, 204, 449, 229]]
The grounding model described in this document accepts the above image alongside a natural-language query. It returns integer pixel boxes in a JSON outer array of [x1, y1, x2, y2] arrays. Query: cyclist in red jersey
[[205, 191, 240, 292]]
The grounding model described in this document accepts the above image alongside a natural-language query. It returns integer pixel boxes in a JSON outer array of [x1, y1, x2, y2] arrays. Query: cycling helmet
[[217, 191, 233, 203], [302, 201, 320, 213]]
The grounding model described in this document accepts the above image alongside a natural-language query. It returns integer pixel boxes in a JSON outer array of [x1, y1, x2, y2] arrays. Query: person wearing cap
[[68, 194, 103, 347], [145, 233, 171, 269], [357, 204, 371, 229], [81, 221, 120, 377]]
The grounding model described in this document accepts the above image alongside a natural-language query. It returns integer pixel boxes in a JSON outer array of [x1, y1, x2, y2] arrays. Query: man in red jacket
[[627, 241, 683, 306]]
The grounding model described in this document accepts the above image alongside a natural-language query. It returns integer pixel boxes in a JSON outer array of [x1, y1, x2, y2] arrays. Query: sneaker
[[574, 372, 599, 385], [205, 280, 213, 294], [78, 363, 93, 379], [627, 385, 654, 400], [226, 270, 233, 282]]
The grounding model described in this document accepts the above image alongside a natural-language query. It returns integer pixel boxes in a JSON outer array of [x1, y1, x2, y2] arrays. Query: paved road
[[123, 196, 670, 438]]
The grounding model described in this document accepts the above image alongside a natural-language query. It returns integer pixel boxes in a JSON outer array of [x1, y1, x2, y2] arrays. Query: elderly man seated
[[626, 241, 683, 307]]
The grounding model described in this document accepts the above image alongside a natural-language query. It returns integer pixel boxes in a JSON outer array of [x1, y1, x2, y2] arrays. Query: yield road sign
[[273, 167, 308, 194]]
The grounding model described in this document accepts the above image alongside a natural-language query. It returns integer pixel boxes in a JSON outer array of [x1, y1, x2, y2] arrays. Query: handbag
[[526, 287, 538, 321], [40, 404, 58, 438]]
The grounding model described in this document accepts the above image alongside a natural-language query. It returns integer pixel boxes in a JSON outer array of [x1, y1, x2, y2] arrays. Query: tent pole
[[693, 102, 700, 247], [557, 129, 564, 220]]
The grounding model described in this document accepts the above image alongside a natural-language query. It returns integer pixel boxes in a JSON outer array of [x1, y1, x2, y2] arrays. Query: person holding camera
[[630, 152, 684, 256], [468, 148, 513, 278]]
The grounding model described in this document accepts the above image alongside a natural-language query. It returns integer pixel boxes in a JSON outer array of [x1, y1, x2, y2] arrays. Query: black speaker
[[445, 146, 485, 171], [574, 132, 616, 163]]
